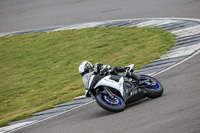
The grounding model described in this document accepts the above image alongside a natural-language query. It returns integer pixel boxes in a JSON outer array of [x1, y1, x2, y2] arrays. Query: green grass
[[0, 27, 176, 127]]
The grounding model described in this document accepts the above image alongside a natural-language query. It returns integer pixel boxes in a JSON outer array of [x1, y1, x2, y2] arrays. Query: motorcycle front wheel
[[96, 93, 125, 112], [140, 75, 164, 98]]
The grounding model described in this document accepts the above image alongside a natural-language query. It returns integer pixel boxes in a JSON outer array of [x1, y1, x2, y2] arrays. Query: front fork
[[96, 87, 114, 99]]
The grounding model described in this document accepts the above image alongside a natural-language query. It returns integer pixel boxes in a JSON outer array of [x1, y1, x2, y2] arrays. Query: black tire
[[140, 75, 164, 98], [95, 93, 125, 112]]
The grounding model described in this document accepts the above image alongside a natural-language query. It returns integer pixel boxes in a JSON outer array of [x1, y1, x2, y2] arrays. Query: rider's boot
[[125, 71, 140, 83]]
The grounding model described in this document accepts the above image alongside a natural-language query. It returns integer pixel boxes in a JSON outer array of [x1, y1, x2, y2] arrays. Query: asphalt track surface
[[1, 0, 200, 33], [1, 0, 200, 133], [12, 51, 200, 133]]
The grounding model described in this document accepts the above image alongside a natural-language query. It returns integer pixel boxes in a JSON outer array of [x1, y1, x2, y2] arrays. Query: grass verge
[[0, 27, 176, 127]]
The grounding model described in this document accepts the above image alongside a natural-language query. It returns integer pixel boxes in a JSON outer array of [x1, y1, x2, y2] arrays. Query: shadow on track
[[125, 98, 151, 110], [89, 108, 116, 118], [88, 94, 166, 119]]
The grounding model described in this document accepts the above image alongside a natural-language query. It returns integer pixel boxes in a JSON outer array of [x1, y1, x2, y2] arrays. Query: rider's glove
[[93, 63, 100, 74], [100, 65, 111, 75]]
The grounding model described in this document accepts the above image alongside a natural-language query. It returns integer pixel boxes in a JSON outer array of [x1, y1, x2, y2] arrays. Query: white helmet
[[78, 61, 93, 76]]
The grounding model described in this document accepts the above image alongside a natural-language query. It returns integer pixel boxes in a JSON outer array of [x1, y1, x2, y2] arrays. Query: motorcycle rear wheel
[[140, 75, 164, 98], [96, 93, 125, 112]]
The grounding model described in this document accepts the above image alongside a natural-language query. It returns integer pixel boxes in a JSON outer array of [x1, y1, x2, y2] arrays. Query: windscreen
[[82, 72, 93, 90]]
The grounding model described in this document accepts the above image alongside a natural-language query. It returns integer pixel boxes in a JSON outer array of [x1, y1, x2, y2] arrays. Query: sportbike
[[82, 64, 163, 112]]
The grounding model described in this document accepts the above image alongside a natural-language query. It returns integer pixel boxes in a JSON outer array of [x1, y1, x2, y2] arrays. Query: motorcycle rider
[[78, 61, 140, 81]]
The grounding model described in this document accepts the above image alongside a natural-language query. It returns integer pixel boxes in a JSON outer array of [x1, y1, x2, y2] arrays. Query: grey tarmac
[[0, 0, 200, 33]]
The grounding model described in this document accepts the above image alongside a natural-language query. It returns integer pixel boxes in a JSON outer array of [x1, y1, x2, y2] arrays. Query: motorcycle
[[82, 64, 163, 112]]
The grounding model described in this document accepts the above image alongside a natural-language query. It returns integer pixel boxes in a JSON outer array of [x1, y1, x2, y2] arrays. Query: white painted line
[[7, 100, 94, 133], [152, 49, 200, 77], [73, 95, 86, 99], [8, 48, 200, 133], [8, 48, 200, 132], [7, 46, 200, 132], [0, 121, 36, 133]]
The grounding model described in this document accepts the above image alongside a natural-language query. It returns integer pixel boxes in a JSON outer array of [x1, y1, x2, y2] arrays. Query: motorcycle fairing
[[85, 74, 104, 97], [94, 76, 146, 103], [122, 77, 146, 103], [124, 64, 135, 72], [94, 75, 123, 95]]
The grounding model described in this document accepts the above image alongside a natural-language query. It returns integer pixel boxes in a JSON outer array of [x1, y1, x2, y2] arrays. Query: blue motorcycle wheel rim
[[99, 94, 123, 107], [141, 76, 160, 90]]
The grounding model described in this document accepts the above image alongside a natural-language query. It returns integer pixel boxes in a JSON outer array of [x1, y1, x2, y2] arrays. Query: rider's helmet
[[78, 61, 93, 76]]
